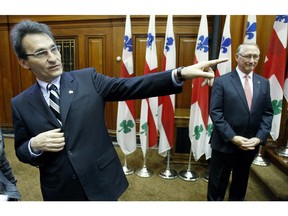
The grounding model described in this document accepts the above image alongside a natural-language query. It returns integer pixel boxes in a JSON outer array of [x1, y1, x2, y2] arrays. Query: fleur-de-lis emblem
[[245, 21, 256, 40], [165, 37, 174, 52], [140, 122, 148, 136], [118, 120, 135, 134], [193, 124, 204, 140], [276, 15, 288, 23], [146, 33, 154, 49], [272, 99, 282, 115], [196, 35, 209, 53], [123, 35, 133, 52], [220, 36, 232, 54]]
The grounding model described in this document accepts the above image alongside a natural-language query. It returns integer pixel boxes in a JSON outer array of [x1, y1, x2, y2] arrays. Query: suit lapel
[[28, 84, 60, 126], [229, 70, 250, 112], [59, 73, 78, 125], [251, 74, 261, 111]]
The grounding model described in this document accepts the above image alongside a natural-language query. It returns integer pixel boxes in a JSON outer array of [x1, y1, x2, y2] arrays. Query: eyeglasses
[[25, 45, 61, 59], [238, 54, 260, 60]]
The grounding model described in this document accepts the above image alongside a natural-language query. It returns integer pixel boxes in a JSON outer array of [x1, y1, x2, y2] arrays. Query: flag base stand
[[252, 145, 270, 166], [136, 166, 153, 178], [275, 146, 288, 158], [122, 155, 134, 175], [252, 155, 270, 166], [201, 171, 209, 182], [122, 164, 134, 175], [159, 168, 178, 179], [178, 170, 199, 182]]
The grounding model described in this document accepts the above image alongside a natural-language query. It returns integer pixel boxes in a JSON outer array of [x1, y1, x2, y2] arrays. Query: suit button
[[72, 174, 77, 180], [68, 151, 72, 156]]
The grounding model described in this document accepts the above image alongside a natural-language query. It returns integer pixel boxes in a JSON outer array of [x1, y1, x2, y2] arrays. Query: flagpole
[[178, 144, 199, 181], [159, 150, 177, 179], [275, 118, 288, 158], [252, 145, 270, 166], [275, 143, 288, 157], [136, 150, 153, 177], [122, 155, 134, 175]]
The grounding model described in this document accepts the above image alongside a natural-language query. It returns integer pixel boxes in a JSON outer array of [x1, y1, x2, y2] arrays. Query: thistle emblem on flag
[[196, 35, 209, 53]]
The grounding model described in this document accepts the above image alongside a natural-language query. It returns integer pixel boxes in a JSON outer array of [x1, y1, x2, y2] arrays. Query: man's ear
[[18, 58, 30, 70]]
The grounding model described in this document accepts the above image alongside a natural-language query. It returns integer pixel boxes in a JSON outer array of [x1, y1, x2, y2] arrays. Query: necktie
[[48, 84, 62, 125], [244, 75, 252, 110]]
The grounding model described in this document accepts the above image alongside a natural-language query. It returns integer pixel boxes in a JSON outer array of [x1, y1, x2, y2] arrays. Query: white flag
[[189, 15, 211, 161], [116, 15, 136, 155], [139, 15, 158, 157], [262, 15, 288, 140], [216, 15, 232, 77], [158, 15, 176, 156], [244, 15, 257, 43]]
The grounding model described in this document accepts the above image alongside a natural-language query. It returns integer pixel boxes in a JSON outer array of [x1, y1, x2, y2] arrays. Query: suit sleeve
[[91, 69, 183, 101], [11, 100, 43, 167], [210, 78, 236, 142]]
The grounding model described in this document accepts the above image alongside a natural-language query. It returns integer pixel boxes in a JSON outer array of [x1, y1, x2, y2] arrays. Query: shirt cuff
[[171, 69, 184, 86], [28, 139, 43, 157]]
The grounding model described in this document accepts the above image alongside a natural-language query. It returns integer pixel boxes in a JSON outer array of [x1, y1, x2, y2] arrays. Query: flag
[[215, 15, 232, 77], [158, 15, 176, 156], [139, 15, 158, 156], [262, 15, 288, 140], [244, 15, 257, 43], [189, 15, 211, 161], [116, 15, 137, 155]]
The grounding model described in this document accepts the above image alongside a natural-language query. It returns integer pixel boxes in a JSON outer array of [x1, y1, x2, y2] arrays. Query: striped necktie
[[48, 84, 62, 125]]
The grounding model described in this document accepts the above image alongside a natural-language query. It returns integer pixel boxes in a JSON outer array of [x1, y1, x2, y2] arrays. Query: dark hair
[[10, 20, 55, 59]]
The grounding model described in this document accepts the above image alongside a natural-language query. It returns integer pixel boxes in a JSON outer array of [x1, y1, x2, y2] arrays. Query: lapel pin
[[69, 90, 74, 94]]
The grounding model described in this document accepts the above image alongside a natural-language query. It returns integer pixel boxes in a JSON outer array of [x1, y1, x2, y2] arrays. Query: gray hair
[[10, 20, 55, 59], [236, 42, 260, 55]]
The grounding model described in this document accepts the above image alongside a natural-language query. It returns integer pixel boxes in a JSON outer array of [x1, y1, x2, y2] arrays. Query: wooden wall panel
[[177, 36, 196, 110], [87, 37, 105, 73], [1, 15, 286, 146], [0, 19, 13, 126]]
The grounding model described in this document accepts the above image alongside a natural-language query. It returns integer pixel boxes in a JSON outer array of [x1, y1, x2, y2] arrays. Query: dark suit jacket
[[210, 70, 273, 154], [11, 68, 182, 200]]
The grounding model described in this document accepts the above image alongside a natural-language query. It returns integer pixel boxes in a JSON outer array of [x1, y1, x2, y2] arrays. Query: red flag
[[189, 15, 211, 160], [139, 15, 158, 156], [116, 15, 136, 155], [158, 15, 176, 156], [262, 15, 288, 140]]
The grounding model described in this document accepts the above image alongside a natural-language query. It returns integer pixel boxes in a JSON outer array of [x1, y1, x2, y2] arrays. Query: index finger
[[204, 58, 229, 67]]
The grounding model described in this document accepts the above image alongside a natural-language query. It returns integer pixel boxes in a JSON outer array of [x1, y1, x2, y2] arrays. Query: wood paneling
[[1, 15, 287, 149], [87, 37, 105, 73]]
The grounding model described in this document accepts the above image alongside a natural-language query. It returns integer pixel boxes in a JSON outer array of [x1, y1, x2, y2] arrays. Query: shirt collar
[[37, 76, 61, 92], [236, 66, 253, 79]]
